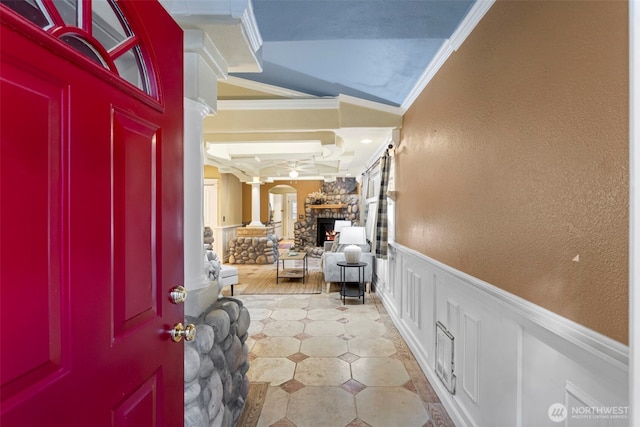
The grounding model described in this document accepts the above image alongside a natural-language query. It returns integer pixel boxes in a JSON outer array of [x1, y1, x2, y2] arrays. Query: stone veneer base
[[228, 234, 279, 264], [184, 297, 251, 427]]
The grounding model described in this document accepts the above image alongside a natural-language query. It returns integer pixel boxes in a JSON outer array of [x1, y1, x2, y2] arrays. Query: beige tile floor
[[231, 258, 455, 427]]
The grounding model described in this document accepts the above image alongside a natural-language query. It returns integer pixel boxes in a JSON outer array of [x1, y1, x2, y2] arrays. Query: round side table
[[336, 261, 367, 304]]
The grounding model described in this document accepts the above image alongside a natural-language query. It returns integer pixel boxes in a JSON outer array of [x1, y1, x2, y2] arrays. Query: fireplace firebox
[[316, 218, 344, 247]]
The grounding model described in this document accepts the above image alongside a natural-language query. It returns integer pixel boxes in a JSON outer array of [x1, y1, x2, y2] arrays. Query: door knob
[[170, 323, 196, 342], [169, 286, 187, 304]]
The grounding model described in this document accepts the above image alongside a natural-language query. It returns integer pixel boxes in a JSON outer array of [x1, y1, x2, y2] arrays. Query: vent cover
[[435, 321, 456, 394]]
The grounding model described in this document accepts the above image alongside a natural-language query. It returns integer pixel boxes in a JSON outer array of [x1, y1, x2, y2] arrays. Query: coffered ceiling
[[202, 95, 402, 182], [163, 0, 483, 182]]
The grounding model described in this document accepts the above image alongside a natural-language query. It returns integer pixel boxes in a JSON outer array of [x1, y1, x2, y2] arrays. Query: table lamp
[[338, 226, 367, 263], [333, 220, 351, 234]]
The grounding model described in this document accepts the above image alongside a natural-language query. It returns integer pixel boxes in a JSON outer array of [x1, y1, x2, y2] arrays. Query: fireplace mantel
[[307, 204, 347, 210]]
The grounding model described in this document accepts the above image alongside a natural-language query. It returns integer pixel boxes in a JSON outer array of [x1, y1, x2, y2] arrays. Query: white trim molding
[[217, 94, 404, 114], [401, 0, 495, 111], [449, 0, 496, 52], [338, 94, 404, 115], [380, 243, 629, 427], [184, 29, 228, 80], [237, 0, 262, 53], [217, 98, 340, 111], [224, 76, 313, 99]]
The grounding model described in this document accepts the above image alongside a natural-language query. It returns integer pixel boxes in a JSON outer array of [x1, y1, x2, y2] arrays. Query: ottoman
[[219, 265, 239, 296]]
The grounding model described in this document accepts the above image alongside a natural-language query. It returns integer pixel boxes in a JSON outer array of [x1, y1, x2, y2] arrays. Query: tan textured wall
[[220, 174, 243, 226], [396, 1, 628, 343], [242, 180, 324, 223], [204, 165, 220, 179], [202, 166, 242, 225]]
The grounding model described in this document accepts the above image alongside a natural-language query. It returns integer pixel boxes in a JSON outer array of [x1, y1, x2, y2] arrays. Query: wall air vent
[[435, 321, 456, 394]]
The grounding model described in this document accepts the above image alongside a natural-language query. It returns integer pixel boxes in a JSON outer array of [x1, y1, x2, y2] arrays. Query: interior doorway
[[268, 185, 297, 240], [203, 179, 218, 228], [286, 193, 297, 239]]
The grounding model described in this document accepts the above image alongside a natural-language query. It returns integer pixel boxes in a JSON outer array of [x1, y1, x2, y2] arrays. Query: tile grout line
[[371, 293, 455, 427], [244, 279, 451, 426]]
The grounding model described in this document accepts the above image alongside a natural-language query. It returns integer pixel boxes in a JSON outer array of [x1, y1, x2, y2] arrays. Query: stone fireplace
[[294, 178, 360, 257]]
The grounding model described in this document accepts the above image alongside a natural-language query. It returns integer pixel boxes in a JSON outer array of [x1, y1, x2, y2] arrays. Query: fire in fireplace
[[316, 218, 344, 247]]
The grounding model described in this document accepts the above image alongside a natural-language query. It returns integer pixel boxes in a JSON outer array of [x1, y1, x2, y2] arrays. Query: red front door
[[1, 1, 184, 425]]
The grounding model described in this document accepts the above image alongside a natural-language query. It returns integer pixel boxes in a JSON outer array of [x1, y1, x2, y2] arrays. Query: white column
[[248, 181, 265, 227], [183, 98, 211, 291]]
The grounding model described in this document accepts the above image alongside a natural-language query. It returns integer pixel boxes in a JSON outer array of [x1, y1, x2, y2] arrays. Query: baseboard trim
[[377, 287, 473, 426]]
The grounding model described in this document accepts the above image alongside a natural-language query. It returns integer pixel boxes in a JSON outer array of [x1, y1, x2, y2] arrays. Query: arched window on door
[[1, 0, 155, 97]]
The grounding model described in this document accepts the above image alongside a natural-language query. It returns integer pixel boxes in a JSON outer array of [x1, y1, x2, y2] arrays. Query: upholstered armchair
[[321, 226, 374, 294]]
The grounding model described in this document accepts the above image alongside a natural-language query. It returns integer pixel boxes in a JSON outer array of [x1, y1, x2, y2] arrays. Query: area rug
[[236, 382, 269, 427], [222, 263, 323, 295]]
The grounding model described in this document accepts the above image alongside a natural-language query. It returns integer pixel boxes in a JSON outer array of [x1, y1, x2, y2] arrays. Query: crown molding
[[238, 0, 262, 53], [222, 80, 404, 118], [183, 29, 228, 80], [224, 76, 314, 98], [401, 0, 495, 111], [162, 0, 262, 74], [401, 39, 454, 111], [217, 98, 340, 111], [163, 0, 255, 20], [450, 0, 495, 51], [338, 94, 404, 115]]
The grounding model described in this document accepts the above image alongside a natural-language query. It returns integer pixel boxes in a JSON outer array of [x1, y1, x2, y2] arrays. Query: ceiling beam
[[204, 98, 402, 133]]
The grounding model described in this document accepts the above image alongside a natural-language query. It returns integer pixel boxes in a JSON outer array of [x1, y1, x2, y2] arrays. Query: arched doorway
[[269, 185, 297, 240]]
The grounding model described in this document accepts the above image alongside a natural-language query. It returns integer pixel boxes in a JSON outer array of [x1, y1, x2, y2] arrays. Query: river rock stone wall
[[295, 178, 360, 256], [184, 297, 251, 427], [228, 234, 279, 264]]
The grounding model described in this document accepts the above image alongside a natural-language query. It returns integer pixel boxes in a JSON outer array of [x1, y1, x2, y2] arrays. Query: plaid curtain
[[375, 151, 390, 259]]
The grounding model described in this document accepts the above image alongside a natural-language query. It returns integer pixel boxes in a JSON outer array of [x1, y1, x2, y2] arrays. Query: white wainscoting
[[378, 243, 629, 427], [211, 224, 241, 263]]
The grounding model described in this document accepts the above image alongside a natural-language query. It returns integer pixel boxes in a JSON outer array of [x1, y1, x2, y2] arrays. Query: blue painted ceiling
[[232, 0, 475, 106]]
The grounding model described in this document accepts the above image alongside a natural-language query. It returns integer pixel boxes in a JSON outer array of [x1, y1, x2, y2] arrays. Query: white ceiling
[[165, 0, 480, 182], [202, 96, 402, 182]]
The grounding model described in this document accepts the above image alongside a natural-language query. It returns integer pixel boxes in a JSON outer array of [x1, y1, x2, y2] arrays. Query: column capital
[[182, 30, 226, 111], [184, 97, 211, 118]]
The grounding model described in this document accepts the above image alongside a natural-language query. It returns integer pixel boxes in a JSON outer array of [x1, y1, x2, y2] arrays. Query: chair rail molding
[[380, 242, 629, 427]]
